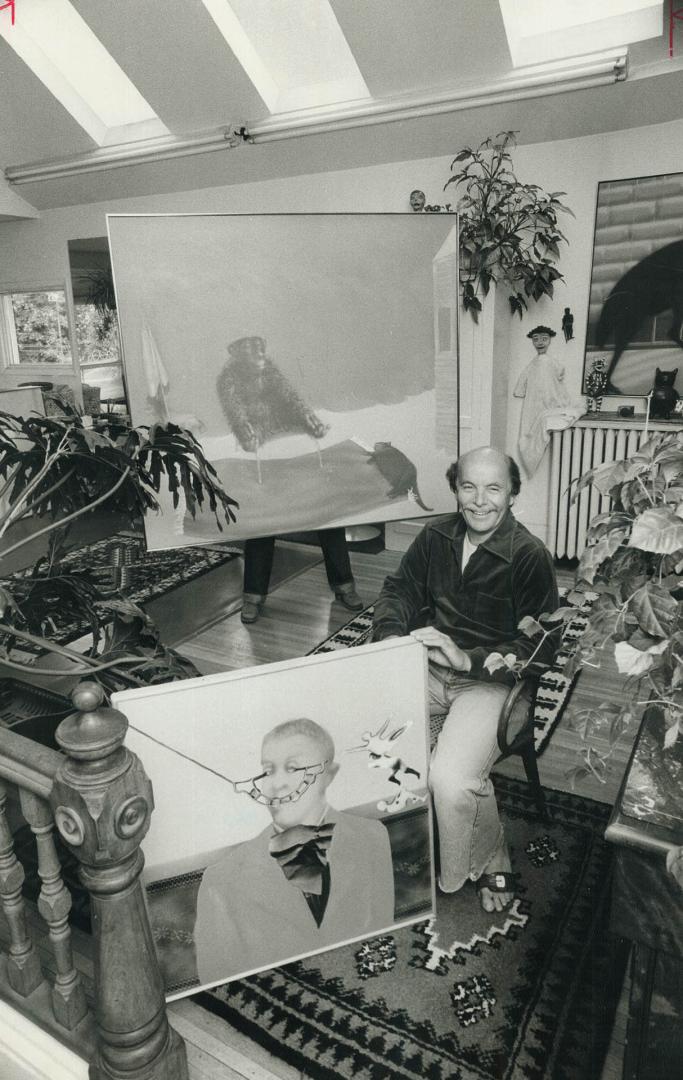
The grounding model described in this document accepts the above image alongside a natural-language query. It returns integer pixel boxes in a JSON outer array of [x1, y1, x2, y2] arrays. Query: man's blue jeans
[[427, 664, 530, 892]]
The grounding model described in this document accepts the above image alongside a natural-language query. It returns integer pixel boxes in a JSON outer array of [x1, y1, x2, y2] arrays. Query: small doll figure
[[561, 307, 574, 342], [585, 357, 608, 413], [513, 325, 571, 474]]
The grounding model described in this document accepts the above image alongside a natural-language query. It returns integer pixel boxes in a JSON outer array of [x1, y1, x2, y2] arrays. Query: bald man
[[373, 447, 558, 913]]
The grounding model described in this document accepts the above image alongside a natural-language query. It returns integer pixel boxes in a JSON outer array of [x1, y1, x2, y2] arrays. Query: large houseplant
[[445, 130, 573, 321], [568, 431, 682, 762], [0, 409, 238, 704], [484, 431, 682, 789]]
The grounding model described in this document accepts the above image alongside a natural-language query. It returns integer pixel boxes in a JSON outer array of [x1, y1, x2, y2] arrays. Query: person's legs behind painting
[[242, 529, 364, 623], [318, 528, 364, 612], [241, 536, 276, 623]]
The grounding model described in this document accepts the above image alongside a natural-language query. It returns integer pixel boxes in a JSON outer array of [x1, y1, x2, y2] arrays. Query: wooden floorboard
[[176, 547, 396, 674]]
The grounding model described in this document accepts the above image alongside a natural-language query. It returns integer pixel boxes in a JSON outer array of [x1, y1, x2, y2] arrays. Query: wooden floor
[[150, 541, 634, 1080]]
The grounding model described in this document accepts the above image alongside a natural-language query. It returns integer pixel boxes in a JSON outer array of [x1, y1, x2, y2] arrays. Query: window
[[72, 293, 124, 402], [0, 289, 72, 366], [68, 245, 125, 403]]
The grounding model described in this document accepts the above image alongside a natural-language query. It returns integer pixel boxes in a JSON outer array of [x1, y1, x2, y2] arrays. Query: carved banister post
[[50, 682, 188, 1080], [19, 789, 88, 1029], [0, 778, 44, 997]]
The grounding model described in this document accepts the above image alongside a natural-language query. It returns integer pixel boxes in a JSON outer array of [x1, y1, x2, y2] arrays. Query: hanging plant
[[85, 267, 117, 339], [445, 131, 574, 321]]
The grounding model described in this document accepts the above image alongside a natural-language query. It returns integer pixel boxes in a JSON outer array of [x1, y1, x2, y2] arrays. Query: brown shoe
[[241, 595, 263, 623], [334, 583, 364, 612]]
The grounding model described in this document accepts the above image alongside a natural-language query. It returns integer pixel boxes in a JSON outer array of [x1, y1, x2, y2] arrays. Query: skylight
[[499, 0, 662, 67], [202, 0, 371, 114], [0, 0, 168, 146]]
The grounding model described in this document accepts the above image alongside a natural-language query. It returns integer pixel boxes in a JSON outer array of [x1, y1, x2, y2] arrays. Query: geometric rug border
[[194, 776, 624, 1080]]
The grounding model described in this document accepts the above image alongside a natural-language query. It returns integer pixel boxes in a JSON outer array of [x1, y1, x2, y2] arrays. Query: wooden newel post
[[50, 681, 188, 1080]]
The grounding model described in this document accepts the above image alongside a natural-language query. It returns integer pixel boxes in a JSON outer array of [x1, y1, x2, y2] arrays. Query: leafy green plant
[[445, 131, 573, 321], [0, 410, 238, 700], [568, 431, 683, 753], [85, 267, 117, 338], [483, 610, 571, 680]]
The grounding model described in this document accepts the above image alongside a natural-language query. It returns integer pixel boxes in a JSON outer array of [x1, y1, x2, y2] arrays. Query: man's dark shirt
[[372, 511, 559, 680]]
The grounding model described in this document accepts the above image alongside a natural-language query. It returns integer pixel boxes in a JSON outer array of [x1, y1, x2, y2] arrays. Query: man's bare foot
[[477, 837, 514, 913]]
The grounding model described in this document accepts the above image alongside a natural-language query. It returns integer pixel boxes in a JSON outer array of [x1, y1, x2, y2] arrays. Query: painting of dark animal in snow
[[596, 239, 683, 392], [105, 212, 461, 551], [365, 442, 434, 512], [217, 336, 328, 452]]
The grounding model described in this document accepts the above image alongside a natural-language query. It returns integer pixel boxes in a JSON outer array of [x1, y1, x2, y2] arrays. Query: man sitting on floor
[[372, 446, 558, 912]]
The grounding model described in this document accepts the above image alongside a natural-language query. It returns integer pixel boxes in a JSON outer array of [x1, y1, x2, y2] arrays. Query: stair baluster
[[19, 788, 88, 1029], [0, 777, 44, 997]]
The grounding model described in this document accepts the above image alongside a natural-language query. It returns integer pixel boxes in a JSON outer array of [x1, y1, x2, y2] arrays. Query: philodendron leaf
[[630, 583, 679, 638], [590, 459, 628, 497], [629, 507, 683, 554], [578, 529, 628, 583], [484, 651, 518, 674], [586, 511, 632, 541], [614, 638, 668, 676], [518, 615, 543, 637], [663, 710, 681, 750]]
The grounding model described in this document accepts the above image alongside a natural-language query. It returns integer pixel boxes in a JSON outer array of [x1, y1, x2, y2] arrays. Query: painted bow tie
[[268, 823, 335, 896]]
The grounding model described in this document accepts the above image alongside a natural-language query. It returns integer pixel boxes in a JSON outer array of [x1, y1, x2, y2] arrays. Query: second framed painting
[[583, 171, 683, 400], [114, 637, 433, 997]]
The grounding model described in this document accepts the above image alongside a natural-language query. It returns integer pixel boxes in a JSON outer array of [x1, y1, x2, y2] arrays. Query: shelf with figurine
[[584, 355, 682, 425], [576, 413, 682, 428]]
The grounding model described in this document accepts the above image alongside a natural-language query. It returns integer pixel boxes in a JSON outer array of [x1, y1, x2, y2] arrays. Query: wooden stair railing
[[0, 680, 188, 1080]]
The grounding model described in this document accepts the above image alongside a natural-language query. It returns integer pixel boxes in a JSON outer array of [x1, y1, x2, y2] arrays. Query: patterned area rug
[[0, 533, 241, 647], [309, 591, 592, 756], [196, 777, 626, 1080]]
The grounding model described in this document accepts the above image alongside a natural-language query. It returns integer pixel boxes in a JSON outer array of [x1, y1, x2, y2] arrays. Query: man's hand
[[410, 627, 471, 672]]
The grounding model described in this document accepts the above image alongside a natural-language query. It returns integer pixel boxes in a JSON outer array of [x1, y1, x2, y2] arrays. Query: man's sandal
[[476, 871, 517, 912]]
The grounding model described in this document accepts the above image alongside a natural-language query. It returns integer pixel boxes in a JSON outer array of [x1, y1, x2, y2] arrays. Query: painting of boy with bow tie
[[194, 717, 395, 987]]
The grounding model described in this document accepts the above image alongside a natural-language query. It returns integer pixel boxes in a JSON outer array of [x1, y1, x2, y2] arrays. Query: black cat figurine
[[649, 367, 679, 420]]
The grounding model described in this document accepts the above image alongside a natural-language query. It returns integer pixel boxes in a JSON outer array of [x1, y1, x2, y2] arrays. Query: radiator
[[548, 421, 648, 560]]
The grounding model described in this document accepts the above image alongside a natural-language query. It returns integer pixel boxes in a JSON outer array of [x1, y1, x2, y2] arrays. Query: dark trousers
[[243, 528, 353, 597]]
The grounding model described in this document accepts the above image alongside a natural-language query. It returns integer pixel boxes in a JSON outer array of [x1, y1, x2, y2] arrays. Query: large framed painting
[[113, 637, 433, 997], [106, 212, 460, 550], [583, 172, 683, 399]]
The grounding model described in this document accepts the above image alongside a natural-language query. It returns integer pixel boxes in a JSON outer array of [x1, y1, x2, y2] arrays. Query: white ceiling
[[0, 0, 681, 212]]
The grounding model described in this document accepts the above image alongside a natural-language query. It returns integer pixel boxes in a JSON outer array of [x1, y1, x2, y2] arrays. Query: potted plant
[[561, 431, 683, 783], [85, 266, 117, 338], [482, 431, 682, 787], [0, 409, 239, 709], [444, 130, 574, 321]]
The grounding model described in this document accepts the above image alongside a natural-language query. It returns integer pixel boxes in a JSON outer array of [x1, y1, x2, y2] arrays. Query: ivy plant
[[568, 431, 683, 754], [483, 430, 682, 785]]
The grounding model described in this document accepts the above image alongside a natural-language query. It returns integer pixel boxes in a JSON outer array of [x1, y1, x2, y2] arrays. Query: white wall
[[2, 115, 683, 540]]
